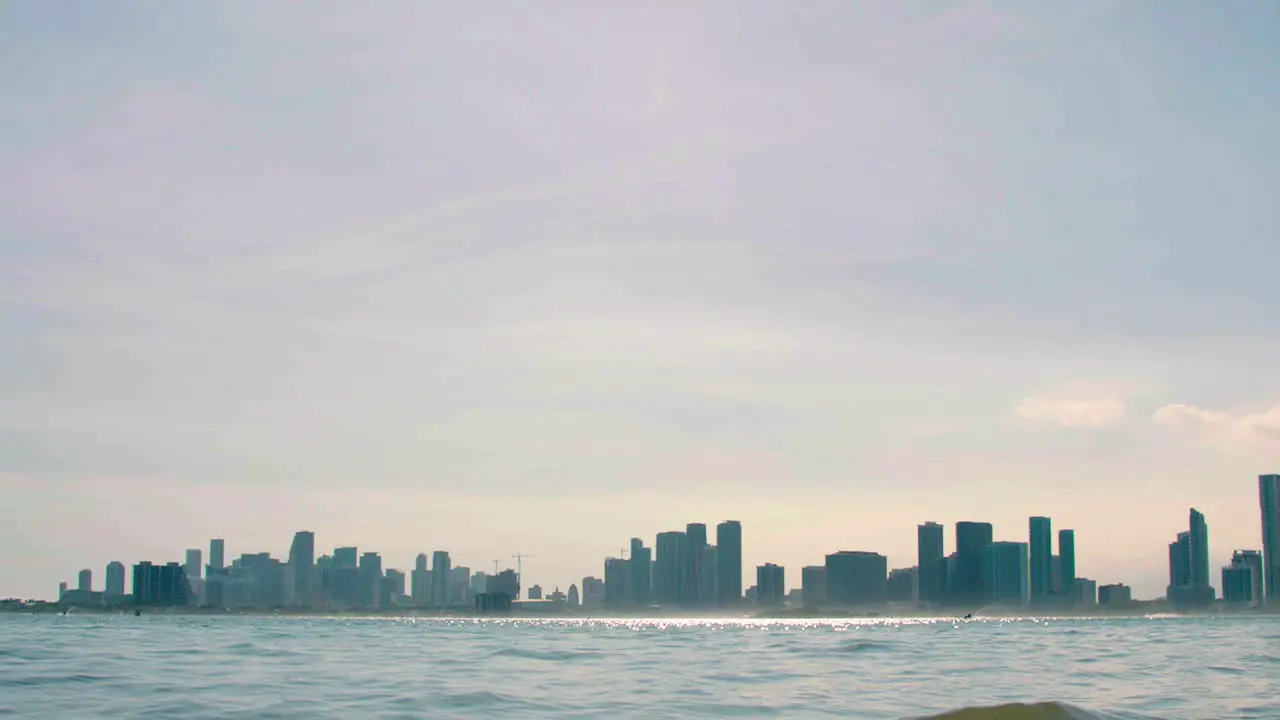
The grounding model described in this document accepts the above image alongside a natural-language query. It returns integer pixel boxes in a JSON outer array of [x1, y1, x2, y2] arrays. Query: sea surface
[[1, 614, 1278, 719]]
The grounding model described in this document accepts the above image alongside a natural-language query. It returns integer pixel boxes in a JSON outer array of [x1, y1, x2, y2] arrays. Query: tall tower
[[716, 520, 743, 606], [654, 531, 686, 605], [629, 538, 652, 607], [684, 523, 707, 606], [1261, 474, 1280, 603], [432, 551, 451, 606], [289, 531, 316, 606], [1189, 508, 1210, 588], [78, 569, 93, 592], [1058, 529, 1076, 598], [105, 561, 126, 596], [1029, 517, 1052, 603], [916, 522, 945, 604], [954, 521, 993, 606], [209, 539, 225, 572], [185, 549, 203, 582]]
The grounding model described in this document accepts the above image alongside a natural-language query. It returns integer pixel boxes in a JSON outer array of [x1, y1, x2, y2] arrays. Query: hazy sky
[[2, 2, 1278, 602]]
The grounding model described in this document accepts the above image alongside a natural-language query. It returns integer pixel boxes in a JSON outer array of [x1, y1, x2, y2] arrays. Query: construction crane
[[511, 553, 535, 599], [491, 559, 501, 575]]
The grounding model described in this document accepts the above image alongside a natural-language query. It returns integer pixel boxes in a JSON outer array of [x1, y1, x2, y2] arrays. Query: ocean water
[[1, 615, 1278, 719]]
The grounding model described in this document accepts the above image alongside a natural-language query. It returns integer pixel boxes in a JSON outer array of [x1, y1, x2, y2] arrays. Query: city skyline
[[2, 4, 1278, 604], [30, 474, 1279, 607]]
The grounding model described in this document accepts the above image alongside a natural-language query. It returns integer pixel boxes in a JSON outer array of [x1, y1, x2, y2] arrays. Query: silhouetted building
[[411, 553, 431, 607], [983, 542, 1029, 606], [629, 538, 651, 606], [825, 551, 887, 605], [1223, 550, 1263, 605], [529, 584, 543, 600], [77, 569, 92, 592], [431, 551, 451, 607], [132, 561, 190, 606], [698, 545, 719, 605], [358, 552, 382, 607], [756, 563, 785, 606], [716, 520, 743, 606], [385, 569, 406, 599], [604, 557, 629, 607], [654, 531, 685, 605], [954, 522, 993, 606], [489, 569, 519, 600], [1050, 554, 1062, 594], [105, 561, 126, 596], [1168, 508, 1214, 607], [288, 531, 315, 607], [582, 576, 605, 610], [802, 566, 827, 608], [1029, 516, 1052, 603], [58, 581, 67, 600], [209, 539, 225, 572], [1098, 583, 1131, 607], [917, 522, 945, 605], [451, 566, 472, 605], [1058, 529, 1076, 600], [684, 523, 707, 606], [887, 567, 916, 602], [567, 584, 580, 608], [1262, 475, 1280, 603], [474, 591, 512, 613], [1073, 578, 1097, 605]]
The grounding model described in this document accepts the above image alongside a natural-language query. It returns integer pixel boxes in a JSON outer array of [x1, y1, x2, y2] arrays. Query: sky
[[1, 1, 1278, 602]]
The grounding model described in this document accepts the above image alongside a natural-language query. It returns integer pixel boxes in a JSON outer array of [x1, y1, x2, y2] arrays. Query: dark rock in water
[[920, 702, 1101, 720]]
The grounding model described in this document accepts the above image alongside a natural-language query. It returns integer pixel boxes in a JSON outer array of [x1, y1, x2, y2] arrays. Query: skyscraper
[[1029, 516, 1052, 603], [1189, 508, 1210, 588], [1058, 529, 1076, 599], [604, 557, 629, 607], [1167, 508, 1214, 607], [801, 566, 827, 608], [1261, 474, 1280, 603], [756, 564, 785, 606], [684, 523, 707, 606], [654, 531, 685, 605], [411, 553, 430, 606], [288, 531, 315, 606], [78, 568, 92, 592], [629, 538, 651, 606], [105, 561, 126, 596], [432, 551, 451, 606], [209, 539, 225, 572], [825, 551, 887, 605], [185, 549, 203, 582], [954, 522, 993, 606], [916, 522, 945, 604], [357, 552, 382, 607], [716, 520, 743, 606], [982, 541, 1029, 606], [1223, 550, 1263, 605]]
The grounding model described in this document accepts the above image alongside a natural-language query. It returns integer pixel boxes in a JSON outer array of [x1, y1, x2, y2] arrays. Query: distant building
[[954, 522, 993, 606], [548, 587, 566, 604], [385, 569, 406, 598], [630, 538, 652, 606], [567, 584, 580, 608], [288, 531, 315, 607], [1098, 584, 1131, 607], [489, 569, 519, 600], [105, 561, 126, 597], [716, 521, 743, 606], [470, 571, 488, 595], [756, 564, 785, 606], [1260, 475, 1280, 604], [887, 567, 916, 603], [411, 565, 431, 607], [78, 569, 92, 593], [58, 581, 67, 600], [132, 561, 190, 606], [581, 576, 605, 610], [1058, 529, 1076, 602], [1168, 508, 1215, 607], [917, 522, 945, 605], [431, 551, 451, 607], [1029, 517, 1053, 604], [450, 566, 472, 605], [1222, 550, 1263, 605], [1050, 554, 1062, 594], [604, 557, 629, 607], [528, 584, 543, 600], [358, 552, 383, 608], [825, 551, 887, 605], [982, 542, 1029, 606], [185, 549, 203, 583], [801, 566, 827, 608], [654, 531, 685, 605], [698, 546, 719, 606], [209, 539, 225, 572], [684, 523, 708, 606], [1073, 578, 1097, 606]]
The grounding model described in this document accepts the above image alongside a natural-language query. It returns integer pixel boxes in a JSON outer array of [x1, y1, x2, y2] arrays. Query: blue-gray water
[[2, 615, 1279, 719]]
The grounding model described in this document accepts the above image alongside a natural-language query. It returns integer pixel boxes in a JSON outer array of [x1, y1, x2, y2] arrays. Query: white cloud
[[1015, 390, 1127, 428], [1152, 403, 1280, 448]]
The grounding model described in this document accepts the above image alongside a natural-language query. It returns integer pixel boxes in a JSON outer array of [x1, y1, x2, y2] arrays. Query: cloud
[[1152, 403, 1280, 448], [1015, 390, 1127, 428]]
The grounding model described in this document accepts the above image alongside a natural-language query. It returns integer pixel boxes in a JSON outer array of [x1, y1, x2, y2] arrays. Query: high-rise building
[[801, 566, 827, 608], [1223, 550, 1263, 605], [106, 561, 126, 596], [629, 538, 651, 606], [78, 568, 92, 592], [185, 549, 203, 582], [432, 551, 451, 606], [334, 547, 358, 568], [756, 564, 785, 605], [825, 551, 887, 605], [698, 545, 719, 606], [209, 539, 225, 572], [1098, 584, 1131, 607], [411, 553, 430, 606], [1260, 475, 1279, 603], [567, 584, 580, 608], [1167, 508, 1214, 607], [1073, 578, 1098, 605], [654, 531, 685, 605], [132, 561, 190, 606], [1058, 529, 1076, 599], [1189, 509, 1209, 588], [604, 557, 629, 607], [357, 552, 382, 607], [954, 522, 993, 606], [887, 568, 916, 602], [58, 581, 67, 600], [581, 576, 605, 609], [1029, 516, 1052, 603], [716, 520, 743, 606], [917, 522, 945, 605], [450, 566, 471, 605], [982, 542, 1029, 606], [684, 523, 707, 606], [288, 531, 315, 607]]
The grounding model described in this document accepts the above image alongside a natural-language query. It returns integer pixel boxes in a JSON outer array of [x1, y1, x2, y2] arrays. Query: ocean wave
[[918, 702, 1109, 720], [489, 647, 602, 662]]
